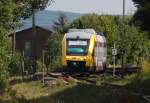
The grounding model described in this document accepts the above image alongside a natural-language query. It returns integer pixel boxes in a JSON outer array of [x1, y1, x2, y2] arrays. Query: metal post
[[121, 0, 125, 68], [22, 50, 25, 72], [123, 0, 125, 19], [42, 50, 45, 67], [13, 29, 16, 56], [22, 50, 25, 80], [42, 50, 45, 85], [113, 43, 116, 77]]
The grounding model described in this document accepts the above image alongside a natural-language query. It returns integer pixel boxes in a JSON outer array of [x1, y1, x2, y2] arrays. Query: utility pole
[[31, 8, 37, 74], [123, 0, 125, 19], [42, 50, 45, 85], [22, 50, 25, 80], [121, 0, 125, 68]]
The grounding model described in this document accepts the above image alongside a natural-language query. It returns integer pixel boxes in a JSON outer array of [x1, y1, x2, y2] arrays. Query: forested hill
[[20, 10, 81, 30]]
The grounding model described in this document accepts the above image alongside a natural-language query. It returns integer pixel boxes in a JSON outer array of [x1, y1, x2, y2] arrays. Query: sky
[[47, 0, 137, 15]]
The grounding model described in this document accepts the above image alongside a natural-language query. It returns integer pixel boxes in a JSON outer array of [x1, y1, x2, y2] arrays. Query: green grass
[[12, 81, 49, 99], [11, 80, 74, 100]]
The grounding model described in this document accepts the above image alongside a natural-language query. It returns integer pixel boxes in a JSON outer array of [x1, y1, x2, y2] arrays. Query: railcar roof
[[68, 29, 96, 34], [66, 31, 93, 39]]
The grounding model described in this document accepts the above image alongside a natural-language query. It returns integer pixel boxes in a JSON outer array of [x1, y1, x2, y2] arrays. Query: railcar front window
[[67, 39, 89, 56]]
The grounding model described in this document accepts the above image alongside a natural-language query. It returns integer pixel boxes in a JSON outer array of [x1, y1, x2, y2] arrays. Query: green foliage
[[132, 0, 150, 37], [0, 0, 15, 92], [48, 56, 62, 72], [46, 32, 62, 58], [45, 13, 68, 71], [8, 53, 22, 76], [45, 32, 63, 71], [0, 0, 14, 29], [141, 60, 150, 78], [0, 47, 9, 92], [0, 69, 8, 92], [126, 60, 150, 90], [71, 14, 112, 32], [12, 0, 54, 19], [53, 13, 69, 34], [116, 22, 149, 65], [24, 59, 35, 74], [36, 61, 46, 72]]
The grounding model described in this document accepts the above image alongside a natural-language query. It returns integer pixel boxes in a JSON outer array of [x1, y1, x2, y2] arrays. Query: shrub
[[48, 56, 62, 72], [126, 60, 150, 89], [0, 79, 7, 93], [141, 60, 150, 78], [24, 59, 35, 74], [8, 53, 21, 76], [36, 60, 46, 72], [0, 69, 8, 92], [45, 32, 63, 72]]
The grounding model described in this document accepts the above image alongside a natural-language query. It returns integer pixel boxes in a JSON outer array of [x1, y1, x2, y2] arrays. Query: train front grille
[[67, 61, 86, 67]]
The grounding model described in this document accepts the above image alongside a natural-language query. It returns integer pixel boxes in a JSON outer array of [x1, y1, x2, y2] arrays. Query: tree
[[45, 32, 63, 71], [12, 0, 54, 19], [0, 0, 15, 92], [53, 13, 69, 34], [132, 0, 150, 38]]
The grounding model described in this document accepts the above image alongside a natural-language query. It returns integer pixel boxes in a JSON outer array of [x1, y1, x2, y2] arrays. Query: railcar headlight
[[73, 62, 77, 66]]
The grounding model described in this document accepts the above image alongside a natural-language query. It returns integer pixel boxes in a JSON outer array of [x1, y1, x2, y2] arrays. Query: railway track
[[42, 66, 141, 86], [48, 66, 141, 77], [45, 70, 105, 85]]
